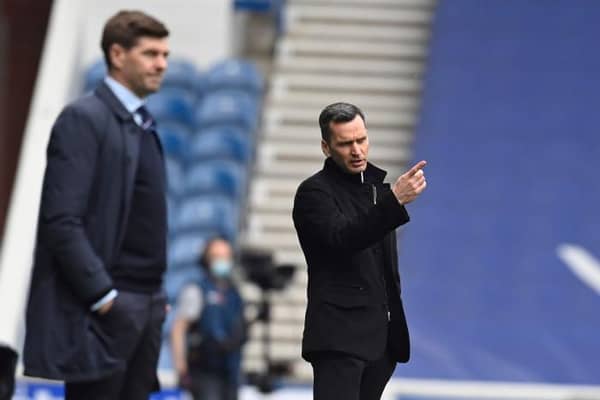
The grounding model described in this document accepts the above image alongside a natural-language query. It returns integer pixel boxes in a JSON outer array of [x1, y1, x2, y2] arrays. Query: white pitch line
[[557, 243, 600, 295]]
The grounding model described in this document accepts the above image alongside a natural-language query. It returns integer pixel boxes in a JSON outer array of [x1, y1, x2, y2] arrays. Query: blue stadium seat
[[146, 87, 197, 127], [168, 234, 208, 269], [194, 90, 259, 131], [156, 121, 192, 159], [165, 157, 185, 198], [204, 59, 263, 95], [161, 58, 200, 90], [174, 195, 239, 240], [166, 195, 178, 234], [187, 126, 251, 164], [183, 161, 246, 198], [83, 60, 107, 92]]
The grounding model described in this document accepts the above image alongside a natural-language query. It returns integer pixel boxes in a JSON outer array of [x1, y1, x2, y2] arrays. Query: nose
[[351, 142, 360, 156], [156, 56, 168, 71]]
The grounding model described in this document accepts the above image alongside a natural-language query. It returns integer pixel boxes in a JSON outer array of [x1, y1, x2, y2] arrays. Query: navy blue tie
[[136, 105, 156, 131]]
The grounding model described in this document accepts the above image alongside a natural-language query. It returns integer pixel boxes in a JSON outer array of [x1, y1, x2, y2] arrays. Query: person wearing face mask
[[170, 237, 246, 400]]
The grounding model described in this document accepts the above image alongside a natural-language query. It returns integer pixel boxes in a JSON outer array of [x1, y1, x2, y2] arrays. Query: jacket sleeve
[[38, 105, 113, 304], [292, 179, 410, 253]]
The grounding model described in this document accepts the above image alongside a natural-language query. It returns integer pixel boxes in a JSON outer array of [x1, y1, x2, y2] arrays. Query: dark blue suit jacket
[[24, 82, 151, 381]]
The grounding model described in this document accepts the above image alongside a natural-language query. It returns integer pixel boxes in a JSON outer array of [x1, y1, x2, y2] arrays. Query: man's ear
[[109, 43, 126, 70], [321, 139, 330, 157]]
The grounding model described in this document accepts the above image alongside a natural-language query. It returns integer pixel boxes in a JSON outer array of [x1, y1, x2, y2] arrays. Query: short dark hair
[[101, 10, 169, 70], [319, 102, 366, 143]]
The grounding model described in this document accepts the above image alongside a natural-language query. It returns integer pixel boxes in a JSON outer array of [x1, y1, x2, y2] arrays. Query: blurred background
[[1, 0, 599, 399]]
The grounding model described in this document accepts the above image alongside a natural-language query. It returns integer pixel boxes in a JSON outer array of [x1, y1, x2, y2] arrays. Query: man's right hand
[[392, 160, 428, 205]]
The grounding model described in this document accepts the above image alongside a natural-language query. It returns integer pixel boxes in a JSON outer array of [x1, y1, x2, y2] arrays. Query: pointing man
[[293, 102, 427, 400]]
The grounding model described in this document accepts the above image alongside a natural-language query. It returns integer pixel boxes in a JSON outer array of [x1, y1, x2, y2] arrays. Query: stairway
[[241, 0, 437, 380]]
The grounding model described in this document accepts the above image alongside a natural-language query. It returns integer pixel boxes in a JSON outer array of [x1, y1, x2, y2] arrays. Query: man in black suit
[[24, 10, 170, 400], [292, 103, 427, 400]]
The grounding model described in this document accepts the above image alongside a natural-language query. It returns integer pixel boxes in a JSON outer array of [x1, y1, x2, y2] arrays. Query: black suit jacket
[[23, 82, 158, 382], [293, 158, 411, 363]]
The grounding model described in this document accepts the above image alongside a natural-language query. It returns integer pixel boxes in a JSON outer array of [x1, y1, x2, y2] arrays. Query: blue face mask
[[210, 259, 233, 278]]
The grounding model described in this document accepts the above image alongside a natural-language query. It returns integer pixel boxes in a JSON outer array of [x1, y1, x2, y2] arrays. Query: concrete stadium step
[[287, 4, 433, 25], [247, 213, 294, 233], [248, 179, 298, 208], [239, 281, 307, 305], [273, 250, 306, 267], [249, 322, 304, 341], [267, 90, 419, 111], [275, 54, 423, 76], [247, 195, 296, 214], [278, 38, 426, 60], [243, 231, 302, 251], [287, 22, 430, 43], [265, 106, 416, 128], [244, 340, 301, 360], [272, 72, 420, 94], [250, 177, 301, 198]]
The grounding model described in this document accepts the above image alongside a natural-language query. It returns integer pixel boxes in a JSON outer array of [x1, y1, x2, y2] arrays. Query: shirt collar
[[323, 157, 387, 185], [104, 76, 145, 113]]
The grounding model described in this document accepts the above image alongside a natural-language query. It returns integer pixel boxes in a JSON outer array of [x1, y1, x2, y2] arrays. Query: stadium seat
[[168, 233, 208, 269], [194, 90, 259, 131], [83, 60, 107, 92], [165, 157, 185, 198], [156, 121, 192, 159], [146, 87, 197, 126], [204, 59, 264, 95], [166, 195, 178, 234], [183, 161, 246, 198], [187, 126, 252, 164], [161, 58, 200, 90], [174, 195, 239, 240]]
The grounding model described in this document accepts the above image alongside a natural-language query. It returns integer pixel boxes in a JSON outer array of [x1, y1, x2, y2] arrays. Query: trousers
[[311, 349, 396, 400], [65, 290, 166, 400]]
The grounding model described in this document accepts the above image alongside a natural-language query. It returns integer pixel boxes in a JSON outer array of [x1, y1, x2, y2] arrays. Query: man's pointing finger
[[406, 160, 427, 177]]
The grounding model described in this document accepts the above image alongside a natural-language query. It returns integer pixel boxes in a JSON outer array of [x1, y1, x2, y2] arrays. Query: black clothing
[[293, 157, 411, 363], [64, 291, 166, 400], [112, 122, 167, 294], [312, 351, 396, 400]]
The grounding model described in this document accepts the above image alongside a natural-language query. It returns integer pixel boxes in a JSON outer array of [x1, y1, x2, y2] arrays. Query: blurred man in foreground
[[171, 237, 246, 400], [24, 10, 170, 400], [293, 102, 427, 400]]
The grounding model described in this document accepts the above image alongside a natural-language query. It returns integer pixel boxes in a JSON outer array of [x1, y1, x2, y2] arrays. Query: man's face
[[321, 115, 369, 174], [110, 36, 169, 97]]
